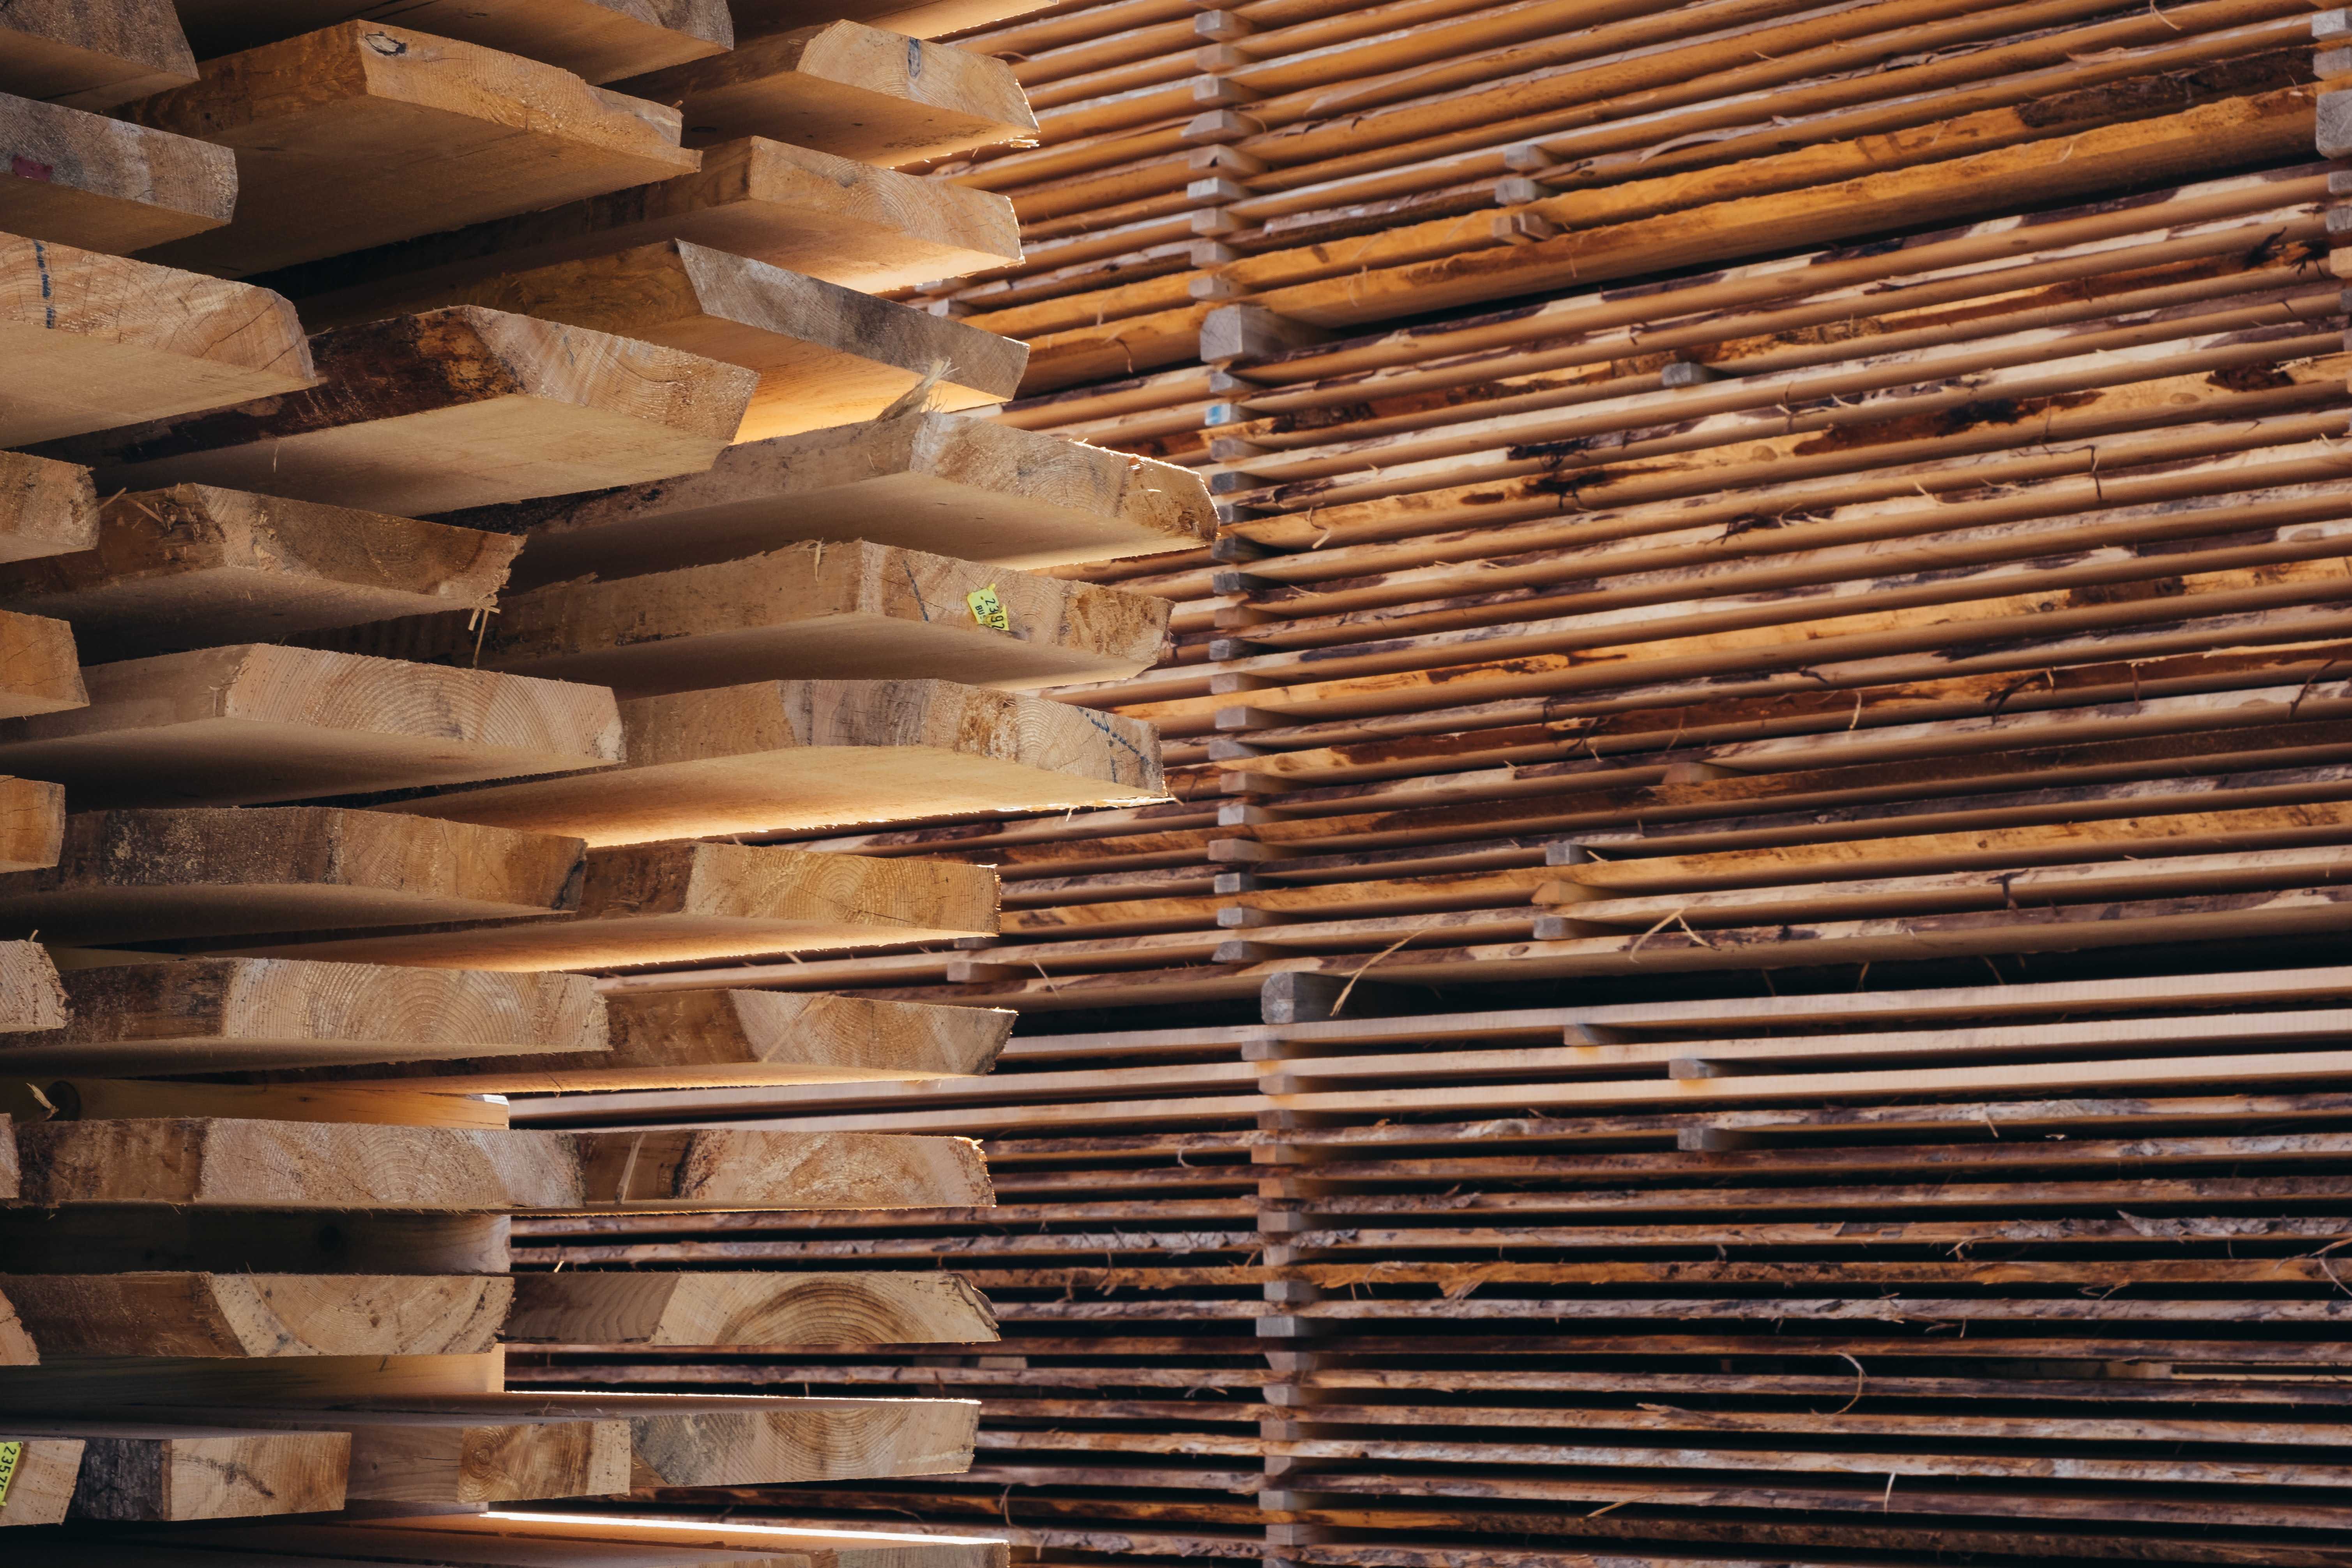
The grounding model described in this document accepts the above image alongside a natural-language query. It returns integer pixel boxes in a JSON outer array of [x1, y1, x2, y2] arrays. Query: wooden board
[[395, 679, 1161, 846], [7, 1121, 994, 1211], [325, 542, 1168, 696], [0, 1435, 80, 1525], [502, 1270, 999, 1347], [53, 309, 755, 517], [263, 136, 1023, 309], [329, 988, 1008, 1091], [0, 808, 584, 946], [322, 1392, 979, 1488], [615, 21, 1036, 161], [0, 1077, 507, 1130], [0, 455, 97, 569], [174, 0, 732, 84], [3, 1421, 346, 1519], [216, 841, 998, 970], [385, 1513, 1011, 1566], [88, 1409, 629, 1504], [0, 485, 516, 663], [0, 1273, 509, 1358], [474, 412, 1214, 585], [0, 0, 195, 109], [126, 22, 700, 278], [0, 645, 618, 808], [0, 958, 603, 1075], [0, 92, 232, 254], [0, 614, 87, 725], [0, 235, 316, 449], [346, 241, 1027, 443]]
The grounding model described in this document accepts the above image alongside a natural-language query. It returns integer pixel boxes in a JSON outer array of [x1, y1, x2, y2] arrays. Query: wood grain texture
[[0, 1281, 35, 1364], [323, 542, 1169, 696], [51, 309, 754, 516], [618, 21, 1035, 161], [340, 241, 1026, 442], [0, 0, 196, 108], [0, 485, 515, 662], [219, 841, 997, 969], [175, 0, 732, 84], [2, 1076, 509, 1130], [263, 136, 1021, 309], [396, 679, 1162, 846], [0, 958, 603, 1074], [0, 645, 618, 808], [125, 22, 699, 278], [0, 1273, 510, 1358], [474, 412, 1214, 585], [0, 808, 584, 946], [0, 235, 315, 449], [8, 1421, 349, 1519], [0, 1348, 503, 1408], [0, 1434, 80, 1524], [8, 1120, 994, 1211], [322, 986, 1007, 1092], [0, 93, 232, 254], [503, 1270, 998, 1347]]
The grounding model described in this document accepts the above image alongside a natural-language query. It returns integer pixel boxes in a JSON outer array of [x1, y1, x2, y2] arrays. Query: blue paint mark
[[32, 239, 51, 328], [1080, 708, 1150, 771], [902, 558, 932, 620]]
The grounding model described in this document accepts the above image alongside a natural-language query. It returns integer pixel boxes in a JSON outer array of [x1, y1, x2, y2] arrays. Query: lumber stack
[[0, 0, 1220, 1563], [491, 5, 2352, 1568]]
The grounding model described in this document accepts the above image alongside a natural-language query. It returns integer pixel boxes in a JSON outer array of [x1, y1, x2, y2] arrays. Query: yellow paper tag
[[966, 584, 1011, 632], [0, 1439, 21, 1507]]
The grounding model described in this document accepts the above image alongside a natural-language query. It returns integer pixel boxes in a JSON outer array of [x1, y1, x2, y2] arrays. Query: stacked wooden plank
[[485, 5, 2352, 1568], [0, 0, 1226, 1561]]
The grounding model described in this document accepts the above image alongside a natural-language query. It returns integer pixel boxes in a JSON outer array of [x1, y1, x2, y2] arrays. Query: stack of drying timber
[[0, 0, 1223, 1561], [504, 5, 2352, 1567]]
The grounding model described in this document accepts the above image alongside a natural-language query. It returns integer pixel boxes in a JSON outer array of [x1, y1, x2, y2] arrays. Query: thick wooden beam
[[617, 21, 1036, 161], [0, 645, 619, 808], [503, 1270, 999, 1347], [0, 945, 65, 1034], [396, 680, 1161, 847], [262, 137, 1022, 309], [324, 987, 1007, 1091], [125, 23, 699, 278], [0, 1282, 34, 1363], [0, 808, 585, 946], [0, 779, 64, 874], [0, 1274, 509, 1359], [0, 614, 85, 724], [0, 0, 196, 109], [219, 841, 998, 969], [0, 1347, 504, 1408], [0, 1434, 79, 1524], [0, 958, 604, 1075], [0, 235, 315, 449], [53, 309, 754, 517], [476, 412, 1215, 585], [0, 455, 97, 567], [0, 93, 231, 255], [0, 486, 516, 662], [6, 1421, 346, 1519], [328, 542, 1168, 696], [351, 241, 1026, 442], [8, 1121, 993, 1210], [175, 0, 731, 84]]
